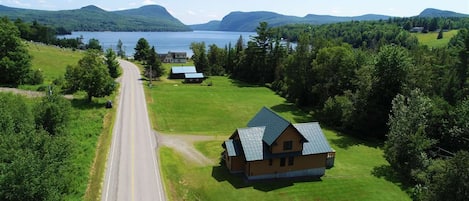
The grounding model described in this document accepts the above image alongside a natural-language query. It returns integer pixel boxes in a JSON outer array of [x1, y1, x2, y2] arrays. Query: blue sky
[[0, 0, 467, 24]]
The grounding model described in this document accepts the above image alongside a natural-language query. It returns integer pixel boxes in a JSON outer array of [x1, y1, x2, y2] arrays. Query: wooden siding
[[245, 153, 327, 177], [270, 126, 304, 154]]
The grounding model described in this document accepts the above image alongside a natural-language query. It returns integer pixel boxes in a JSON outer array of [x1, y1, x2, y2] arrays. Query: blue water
[[61, 31, 256, 57]]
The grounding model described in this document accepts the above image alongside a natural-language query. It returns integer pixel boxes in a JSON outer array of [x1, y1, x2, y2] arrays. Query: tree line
[[189, 20, 469, 200]]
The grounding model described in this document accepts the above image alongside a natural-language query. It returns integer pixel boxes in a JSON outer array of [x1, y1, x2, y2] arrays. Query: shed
[[170, 66, 197, 79], [184, 73, 205, 83]]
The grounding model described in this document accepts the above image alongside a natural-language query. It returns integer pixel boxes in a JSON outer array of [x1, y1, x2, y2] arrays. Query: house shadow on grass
[[211, 165, 321, 192]]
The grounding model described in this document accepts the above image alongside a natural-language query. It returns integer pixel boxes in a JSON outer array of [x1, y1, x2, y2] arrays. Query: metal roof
[[237, 127, 265, 161], [184, 73, 204, 79], [294, 122, 333, 155], [224, 139, 239, 157], [247, 107, 290, 146], [171, 66, 196, 74]]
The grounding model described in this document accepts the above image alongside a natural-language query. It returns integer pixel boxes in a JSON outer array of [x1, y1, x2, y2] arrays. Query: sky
[[0, 0, 468, 24]]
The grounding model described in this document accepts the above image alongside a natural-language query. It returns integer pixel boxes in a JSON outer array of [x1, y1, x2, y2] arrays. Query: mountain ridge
[[0, 4, 191, 32], [190, 8, 469, 32]]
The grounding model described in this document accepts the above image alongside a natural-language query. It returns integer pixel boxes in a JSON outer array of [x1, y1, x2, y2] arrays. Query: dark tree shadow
[[211, 165, 322, 192], [270, 103, 312, 123], [70, 98, 106, 110], [371, 164, 411, 192], [230, 79, 261, 88], [329, 131, 383, 149]]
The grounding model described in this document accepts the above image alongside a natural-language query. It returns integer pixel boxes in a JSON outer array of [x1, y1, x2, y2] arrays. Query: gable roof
[[247, 107, 291, 146], [171, 66, 196, 74], [224, 139, 242, 157], [237, 127, 265, 161], [185, 73, 204, 79], [294, 122, 333, 155]]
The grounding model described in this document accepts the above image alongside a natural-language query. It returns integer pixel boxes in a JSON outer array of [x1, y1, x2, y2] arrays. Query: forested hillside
[[0, 4, 191, 32]]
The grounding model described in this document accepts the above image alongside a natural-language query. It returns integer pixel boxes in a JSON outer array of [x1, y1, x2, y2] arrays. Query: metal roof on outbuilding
[[171, 66, 196, 74], [184, 73, 204, 79]]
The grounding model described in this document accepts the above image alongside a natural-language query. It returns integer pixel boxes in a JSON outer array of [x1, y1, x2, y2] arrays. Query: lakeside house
[[222, 107, 335, 180], [159, 51, 187, 63]]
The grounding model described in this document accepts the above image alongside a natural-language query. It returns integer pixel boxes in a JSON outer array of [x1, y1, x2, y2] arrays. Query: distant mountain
[[191, 8, 469, 32], [0, 4, 191, 32], [418, 8, 469, 18], [190, 20, 221, 31], [191, 11, 391, 32]]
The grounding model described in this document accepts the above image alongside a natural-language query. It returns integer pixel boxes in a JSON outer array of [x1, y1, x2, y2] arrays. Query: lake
[[62, 31, 256, 57]]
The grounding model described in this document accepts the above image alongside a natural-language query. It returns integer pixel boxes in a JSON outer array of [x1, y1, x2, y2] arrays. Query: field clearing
[[146, 76, 309, 135], [160, 128, 410, 201], [413, 30, 458, 48], [145, 74, 410, 200], [27, 42, 83, 83]]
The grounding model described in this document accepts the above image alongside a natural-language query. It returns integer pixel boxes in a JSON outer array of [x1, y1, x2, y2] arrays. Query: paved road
[[102, 60, 165, 201]]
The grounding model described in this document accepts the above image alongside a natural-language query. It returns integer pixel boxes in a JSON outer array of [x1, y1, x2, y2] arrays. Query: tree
[[86, 38, 102, 51], [105, 48, 120, 78], [0, 17, 32, 85], [425, 151, 469, 201], [437, 29, 443, 40], [65, 50, 115, 101], [34, 87, 71, 136], [285, 33, 314, 106], [367, 45, 412, 136], [384, 89, 435, 182], [207, 44, 226, 76], [116, 39, 126, 58], [134, 38, 150, 61], [190, 42, 209, 74], [144, 46, 164, 82]]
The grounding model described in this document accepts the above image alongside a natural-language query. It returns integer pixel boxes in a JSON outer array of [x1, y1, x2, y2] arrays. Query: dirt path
[[156, 133, 225, 166], [0, 87, 73, 99]]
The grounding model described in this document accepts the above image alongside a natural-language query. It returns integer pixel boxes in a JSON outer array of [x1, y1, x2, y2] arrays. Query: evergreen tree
[[116, 39, 126, 58], [105, 48, 120, 78], [144, 46, 164, 82], [134, 38, 151, 61]]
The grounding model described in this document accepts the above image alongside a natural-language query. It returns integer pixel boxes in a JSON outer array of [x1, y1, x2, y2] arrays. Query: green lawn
[[161, 129, 410, 201], [413, 30, 458, 48], [27, 42, 83, 83], [146, 76, 310, 135], [146, 75, 410, 200]]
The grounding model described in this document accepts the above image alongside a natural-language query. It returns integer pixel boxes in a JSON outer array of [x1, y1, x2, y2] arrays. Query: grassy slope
[[413, 30, 458, 48], [26, 43, 113, 201], [146, 76, 309, 135], [146, 74, 410, 200]]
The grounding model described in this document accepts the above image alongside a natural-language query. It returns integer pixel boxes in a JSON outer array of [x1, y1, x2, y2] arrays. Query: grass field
[[413, 30, 458, 48], [146, 76, 310, 135], [28, 42, 83, 83], [145, 74, 410, 200], [161, 128, 410, 201]]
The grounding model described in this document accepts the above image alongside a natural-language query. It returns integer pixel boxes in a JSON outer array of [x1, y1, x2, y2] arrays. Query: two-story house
[[222, 107, 335, 180]]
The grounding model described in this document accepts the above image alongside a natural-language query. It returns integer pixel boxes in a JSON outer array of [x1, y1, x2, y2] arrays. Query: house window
[[269, 159, 273, 166], [288, 156, 294, 166], [280, 158, 286, 167], [283, 141, 293, 151]]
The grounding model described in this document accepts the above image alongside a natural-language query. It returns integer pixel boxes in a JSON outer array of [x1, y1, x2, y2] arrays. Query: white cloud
[[187, 10, 196, 15], [142, 0, 156, 5]]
